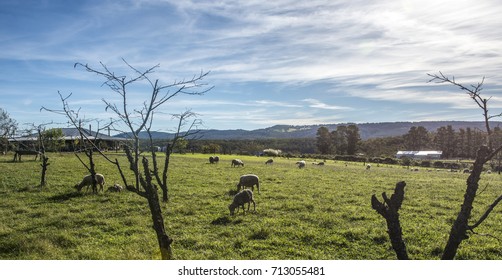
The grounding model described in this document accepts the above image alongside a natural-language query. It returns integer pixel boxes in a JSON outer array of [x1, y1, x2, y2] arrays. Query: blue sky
[[2, 0, 502, 134]]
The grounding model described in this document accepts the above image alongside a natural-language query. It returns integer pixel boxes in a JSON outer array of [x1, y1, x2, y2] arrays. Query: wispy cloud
[[302, 99, 354, 111], [2, 0, 502, 131]]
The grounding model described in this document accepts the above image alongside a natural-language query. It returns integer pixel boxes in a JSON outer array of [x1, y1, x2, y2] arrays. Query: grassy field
[[0, 152, 501, 260]]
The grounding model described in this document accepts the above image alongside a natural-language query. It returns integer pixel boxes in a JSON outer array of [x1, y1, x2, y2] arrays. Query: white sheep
[[237, 174, 260, 194], [209, 156, 220, 164], [229, 189, 256, 215], [296, 160, 306, 169], [366, 164, 371, 170], [231, 159, 244, 167], [74, 173, 105, 192], [107, 183, 123, 192]]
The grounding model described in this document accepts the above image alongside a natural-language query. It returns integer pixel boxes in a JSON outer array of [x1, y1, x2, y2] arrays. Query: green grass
[[0, 152, 501, 259]]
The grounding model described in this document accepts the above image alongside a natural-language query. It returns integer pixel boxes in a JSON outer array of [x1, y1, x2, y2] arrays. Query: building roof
[[397, 151, 442, 155], [396, 151, 443, 158]]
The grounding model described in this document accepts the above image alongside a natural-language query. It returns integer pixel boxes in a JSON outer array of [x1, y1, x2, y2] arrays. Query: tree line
[[315, 124, 502, 159], [126, 123, 499, 160]]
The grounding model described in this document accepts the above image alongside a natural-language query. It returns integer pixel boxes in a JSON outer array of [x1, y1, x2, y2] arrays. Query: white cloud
[[3, 0, 502, 130], [302, 98, 353, 111]]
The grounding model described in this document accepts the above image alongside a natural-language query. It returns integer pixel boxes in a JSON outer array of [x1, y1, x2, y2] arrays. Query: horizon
[[2, 1, 502, 133]]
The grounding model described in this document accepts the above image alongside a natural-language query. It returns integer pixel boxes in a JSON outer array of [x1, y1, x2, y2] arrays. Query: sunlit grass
[[0, 152, 500, 259]]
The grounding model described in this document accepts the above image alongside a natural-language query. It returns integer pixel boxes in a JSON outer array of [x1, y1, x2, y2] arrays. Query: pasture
[[0, 152, 501, 260]]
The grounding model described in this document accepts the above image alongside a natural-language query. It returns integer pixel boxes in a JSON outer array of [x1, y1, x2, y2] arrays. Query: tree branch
[[468, 194, 502, 231]]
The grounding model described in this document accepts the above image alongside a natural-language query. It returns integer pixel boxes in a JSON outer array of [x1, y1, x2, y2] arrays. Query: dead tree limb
[[371, 181, 409, 260]]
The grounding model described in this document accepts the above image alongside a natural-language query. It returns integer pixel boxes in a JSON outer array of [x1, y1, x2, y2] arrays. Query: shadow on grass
[[47, 192, 84, 202], [211, 216, 245, 226], [211, 216, 232, 225]]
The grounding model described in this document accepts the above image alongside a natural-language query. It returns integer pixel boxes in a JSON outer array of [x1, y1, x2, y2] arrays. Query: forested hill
[[117, 121, 502, 140]]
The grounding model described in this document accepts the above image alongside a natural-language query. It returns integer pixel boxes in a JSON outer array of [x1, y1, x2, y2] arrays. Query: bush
[[433, 161, 444, 168], [420, 161, 431, 167], [334, 155, 367, 162]]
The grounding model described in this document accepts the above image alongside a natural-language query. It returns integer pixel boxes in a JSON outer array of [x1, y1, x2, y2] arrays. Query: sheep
[[296, 160, 306, 169], [366, 164, 371, 170], [229, 189, 256, 215], [231, 159, 244, 167], [313, 162, 325, 166], [74, 173, 105, 192], [265, 159, 274, 165], [237, 174, 260, 194], [107, 183, 123, 192], [209, 156, 220, 164]]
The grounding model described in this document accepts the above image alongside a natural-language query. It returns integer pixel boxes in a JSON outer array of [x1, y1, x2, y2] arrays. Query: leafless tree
[[372, 72, 502, 260], [71, 59, 211, 259], [147, 110, 202, 202], [42, 92, 121, 193]]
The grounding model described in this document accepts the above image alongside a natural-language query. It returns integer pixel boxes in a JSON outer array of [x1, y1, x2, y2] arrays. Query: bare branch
[[468, 194, 502, 231], [428, 72, 499, 148]]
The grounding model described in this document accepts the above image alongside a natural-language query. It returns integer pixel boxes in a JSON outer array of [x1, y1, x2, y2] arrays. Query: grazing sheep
[[237, 174, 260, 194], [366, 164, 371, 170], [214, 156, 220, 163], [229, 189, 256, 215], [74, 173, 105, 192], [209, 156, 215, 164], [315, 162, 325, 166], [231, 159, 244, 167], [107, 183, 123, 192], [265, 159, 274, 165], [463, 169, 471, 174], [296, 160, 306, 169]]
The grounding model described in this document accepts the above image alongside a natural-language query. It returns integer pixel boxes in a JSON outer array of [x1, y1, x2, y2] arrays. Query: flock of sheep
[[73, 156, 479, 217], [72, 154, 337, 215]]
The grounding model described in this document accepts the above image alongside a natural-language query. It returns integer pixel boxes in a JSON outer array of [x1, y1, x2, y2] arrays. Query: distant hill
[[115, 121, 502, 141]]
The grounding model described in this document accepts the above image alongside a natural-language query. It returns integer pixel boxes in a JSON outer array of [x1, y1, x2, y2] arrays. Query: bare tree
[[72, 60, 211, 259], [147, 110, 202, 202], [15, 123, 52, 188], [42, 92, 120, 193], [0, 108, 17, 154], [371, 72, 502, 260], [428, 72, 502, 259]]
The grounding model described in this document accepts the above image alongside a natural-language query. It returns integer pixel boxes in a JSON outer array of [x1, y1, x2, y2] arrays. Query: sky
[[2, 0, 502, 134]]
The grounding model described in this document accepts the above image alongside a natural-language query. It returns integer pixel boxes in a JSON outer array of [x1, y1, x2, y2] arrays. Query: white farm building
[[396, 151, 443, 159]]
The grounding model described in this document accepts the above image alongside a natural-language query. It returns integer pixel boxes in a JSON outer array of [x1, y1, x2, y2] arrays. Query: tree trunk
[[161, 144, 171, 202], [442, 145, 489, 259], [371, 181, 409, 260], [39, 155, 49, 187], [141, 156, 173, 259]]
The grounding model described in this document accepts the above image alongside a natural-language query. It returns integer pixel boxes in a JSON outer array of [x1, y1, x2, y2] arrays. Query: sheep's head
[[229, 203, 237, 215], [74, 184, 82, 192]]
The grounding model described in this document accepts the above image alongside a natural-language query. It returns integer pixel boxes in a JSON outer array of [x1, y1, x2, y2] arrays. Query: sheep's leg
[[251, 200, 256, 212], [241, 204, 246, 215]]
